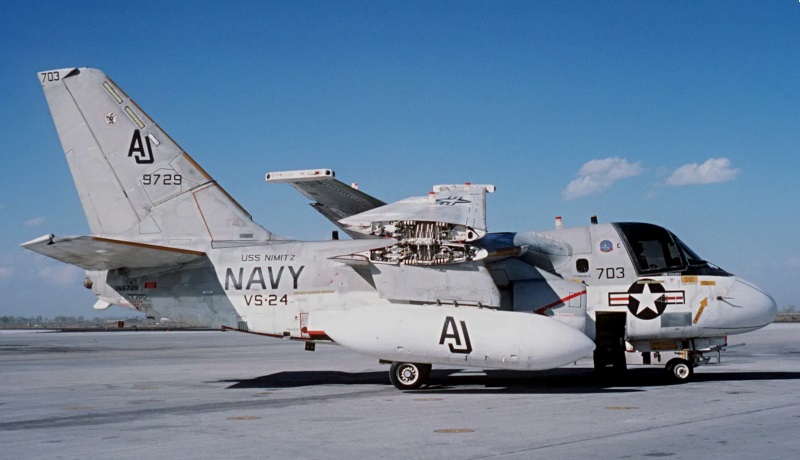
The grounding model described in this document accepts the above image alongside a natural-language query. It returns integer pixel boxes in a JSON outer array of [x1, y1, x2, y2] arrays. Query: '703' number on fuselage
[[597, 267, 625, 279]]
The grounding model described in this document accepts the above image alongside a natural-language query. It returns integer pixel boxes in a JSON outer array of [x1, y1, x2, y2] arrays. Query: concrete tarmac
[[1, 324, 799, 459]]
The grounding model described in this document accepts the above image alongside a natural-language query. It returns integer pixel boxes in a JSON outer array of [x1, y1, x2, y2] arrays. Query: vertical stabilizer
[[38, 68, 276, 249]]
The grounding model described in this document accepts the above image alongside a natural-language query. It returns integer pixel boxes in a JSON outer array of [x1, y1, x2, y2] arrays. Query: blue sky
[[1, 1, 798, 317]]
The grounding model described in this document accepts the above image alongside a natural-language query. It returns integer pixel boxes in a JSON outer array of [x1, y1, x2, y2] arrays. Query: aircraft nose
[[716, 278, 777, 331]]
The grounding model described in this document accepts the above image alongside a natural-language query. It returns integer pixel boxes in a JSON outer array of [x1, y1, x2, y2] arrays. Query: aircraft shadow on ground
[[222, 368, 637, 394], [222, 368, 800, 394], [692, 371, 800, 383]]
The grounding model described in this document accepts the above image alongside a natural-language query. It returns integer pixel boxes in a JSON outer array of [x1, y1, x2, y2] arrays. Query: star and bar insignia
[[608, 279, 685, 320], [435, 196, 471, 206]]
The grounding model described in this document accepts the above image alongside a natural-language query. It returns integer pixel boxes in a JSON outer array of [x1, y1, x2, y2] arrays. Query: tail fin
[[39, 68, 276, 248]]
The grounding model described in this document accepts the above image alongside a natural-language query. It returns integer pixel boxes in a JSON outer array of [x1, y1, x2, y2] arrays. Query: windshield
[[614, 223, 731, 276], [675, 236, 703, 265]]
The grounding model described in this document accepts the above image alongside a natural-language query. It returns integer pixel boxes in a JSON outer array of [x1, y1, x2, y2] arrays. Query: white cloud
[[666, 157, 739, 186], [562, 157, 643, 200], [0, 266, 13, 279], [25, 216, 47, 227]]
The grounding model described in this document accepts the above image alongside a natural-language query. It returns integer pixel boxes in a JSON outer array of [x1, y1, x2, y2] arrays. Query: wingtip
[[20, 233, 54, 248]]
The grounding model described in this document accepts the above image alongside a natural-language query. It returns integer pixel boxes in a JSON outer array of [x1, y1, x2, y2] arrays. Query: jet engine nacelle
[[85, 270, 159, 318], [85, 270, 136, 311], [310, 305, 595, 371]]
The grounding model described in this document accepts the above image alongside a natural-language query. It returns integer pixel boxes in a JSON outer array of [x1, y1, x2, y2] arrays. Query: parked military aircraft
[[24, 68, 777, 389]]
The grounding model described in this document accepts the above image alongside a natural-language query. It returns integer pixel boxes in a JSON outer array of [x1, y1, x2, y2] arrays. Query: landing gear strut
[[388, 362, 432, 390], [594, 312, 627, 376], [593, 348, 627, 372]]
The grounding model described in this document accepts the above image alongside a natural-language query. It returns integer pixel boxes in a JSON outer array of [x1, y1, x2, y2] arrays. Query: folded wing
[[266, 169, 385, 237], [340, 183, 495, 239]]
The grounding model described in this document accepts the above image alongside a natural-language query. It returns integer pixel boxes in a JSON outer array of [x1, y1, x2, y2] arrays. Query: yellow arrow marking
[[693, 297, 709, 324]]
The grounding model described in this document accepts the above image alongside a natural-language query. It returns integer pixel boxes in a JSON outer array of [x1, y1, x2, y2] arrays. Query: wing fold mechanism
[[270, 169, 497, 266], [21, 234, 206, 271]]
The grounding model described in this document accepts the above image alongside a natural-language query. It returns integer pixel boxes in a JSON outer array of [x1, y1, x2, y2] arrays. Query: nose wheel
[[666, 358, 694, 382], [388, 362, 432, 390]]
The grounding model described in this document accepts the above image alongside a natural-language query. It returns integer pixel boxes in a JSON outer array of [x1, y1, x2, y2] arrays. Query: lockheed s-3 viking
[[24, 68, 777, 389]]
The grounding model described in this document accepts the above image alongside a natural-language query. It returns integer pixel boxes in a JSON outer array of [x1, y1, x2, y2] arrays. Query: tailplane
[[38, 68, 276, 250]]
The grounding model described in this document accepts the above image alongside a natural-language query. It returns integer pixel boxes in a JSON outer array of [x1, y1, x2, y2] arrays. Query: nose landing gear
[[665, 349, 710, 382], [666, 358, 694, 382]]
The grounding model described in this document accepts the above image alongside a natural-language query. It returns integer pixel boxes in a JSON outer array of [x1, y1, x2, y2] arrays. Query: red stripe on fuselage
[[535, 290, 587, 315]]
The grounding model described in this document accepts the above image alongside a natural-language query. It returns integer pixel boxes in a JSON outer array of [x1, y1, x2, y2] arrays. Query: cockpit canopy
[[614, 223, 731, 277]]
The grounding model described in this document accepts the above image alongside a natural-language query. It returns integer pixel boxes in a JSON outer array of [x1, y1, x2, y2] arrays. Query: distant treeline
[[775, 312, 800, 323]]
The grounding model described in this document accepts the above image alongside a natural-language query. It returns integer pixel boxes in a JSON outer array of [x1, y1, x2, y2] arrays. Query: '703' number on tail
[[40, 71, 60, 82]]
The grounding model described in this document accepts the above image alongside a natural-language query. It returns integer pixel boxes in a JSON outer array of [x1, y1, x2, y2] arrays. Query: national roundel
[[608, 279, 686, 321], [625, 280, 668, 320]]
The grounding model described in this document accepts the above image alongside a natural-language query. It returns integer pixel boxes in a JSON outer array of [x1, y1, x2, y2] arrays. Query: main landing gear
[[593, 348, 627, 375], [593, 312, 627, 377], [388, 362, 432, 390]]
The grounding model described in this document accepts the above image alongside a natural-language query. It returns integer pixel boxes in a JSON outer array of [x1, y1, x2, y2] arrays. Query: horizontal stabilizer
[[21, 234, 205, 270]]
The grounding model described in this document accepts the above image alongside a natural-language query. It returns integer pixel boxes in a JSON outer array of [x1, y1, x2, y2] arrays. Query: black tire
[[389, 362, 428, 390], [666, 358, 693, 382]]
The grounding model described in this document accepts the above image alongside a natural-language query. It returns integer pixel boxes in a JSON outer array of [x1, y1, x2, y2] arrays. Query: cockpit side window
[[615, 223, 686, 274], [615, 222, 733, 277]]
